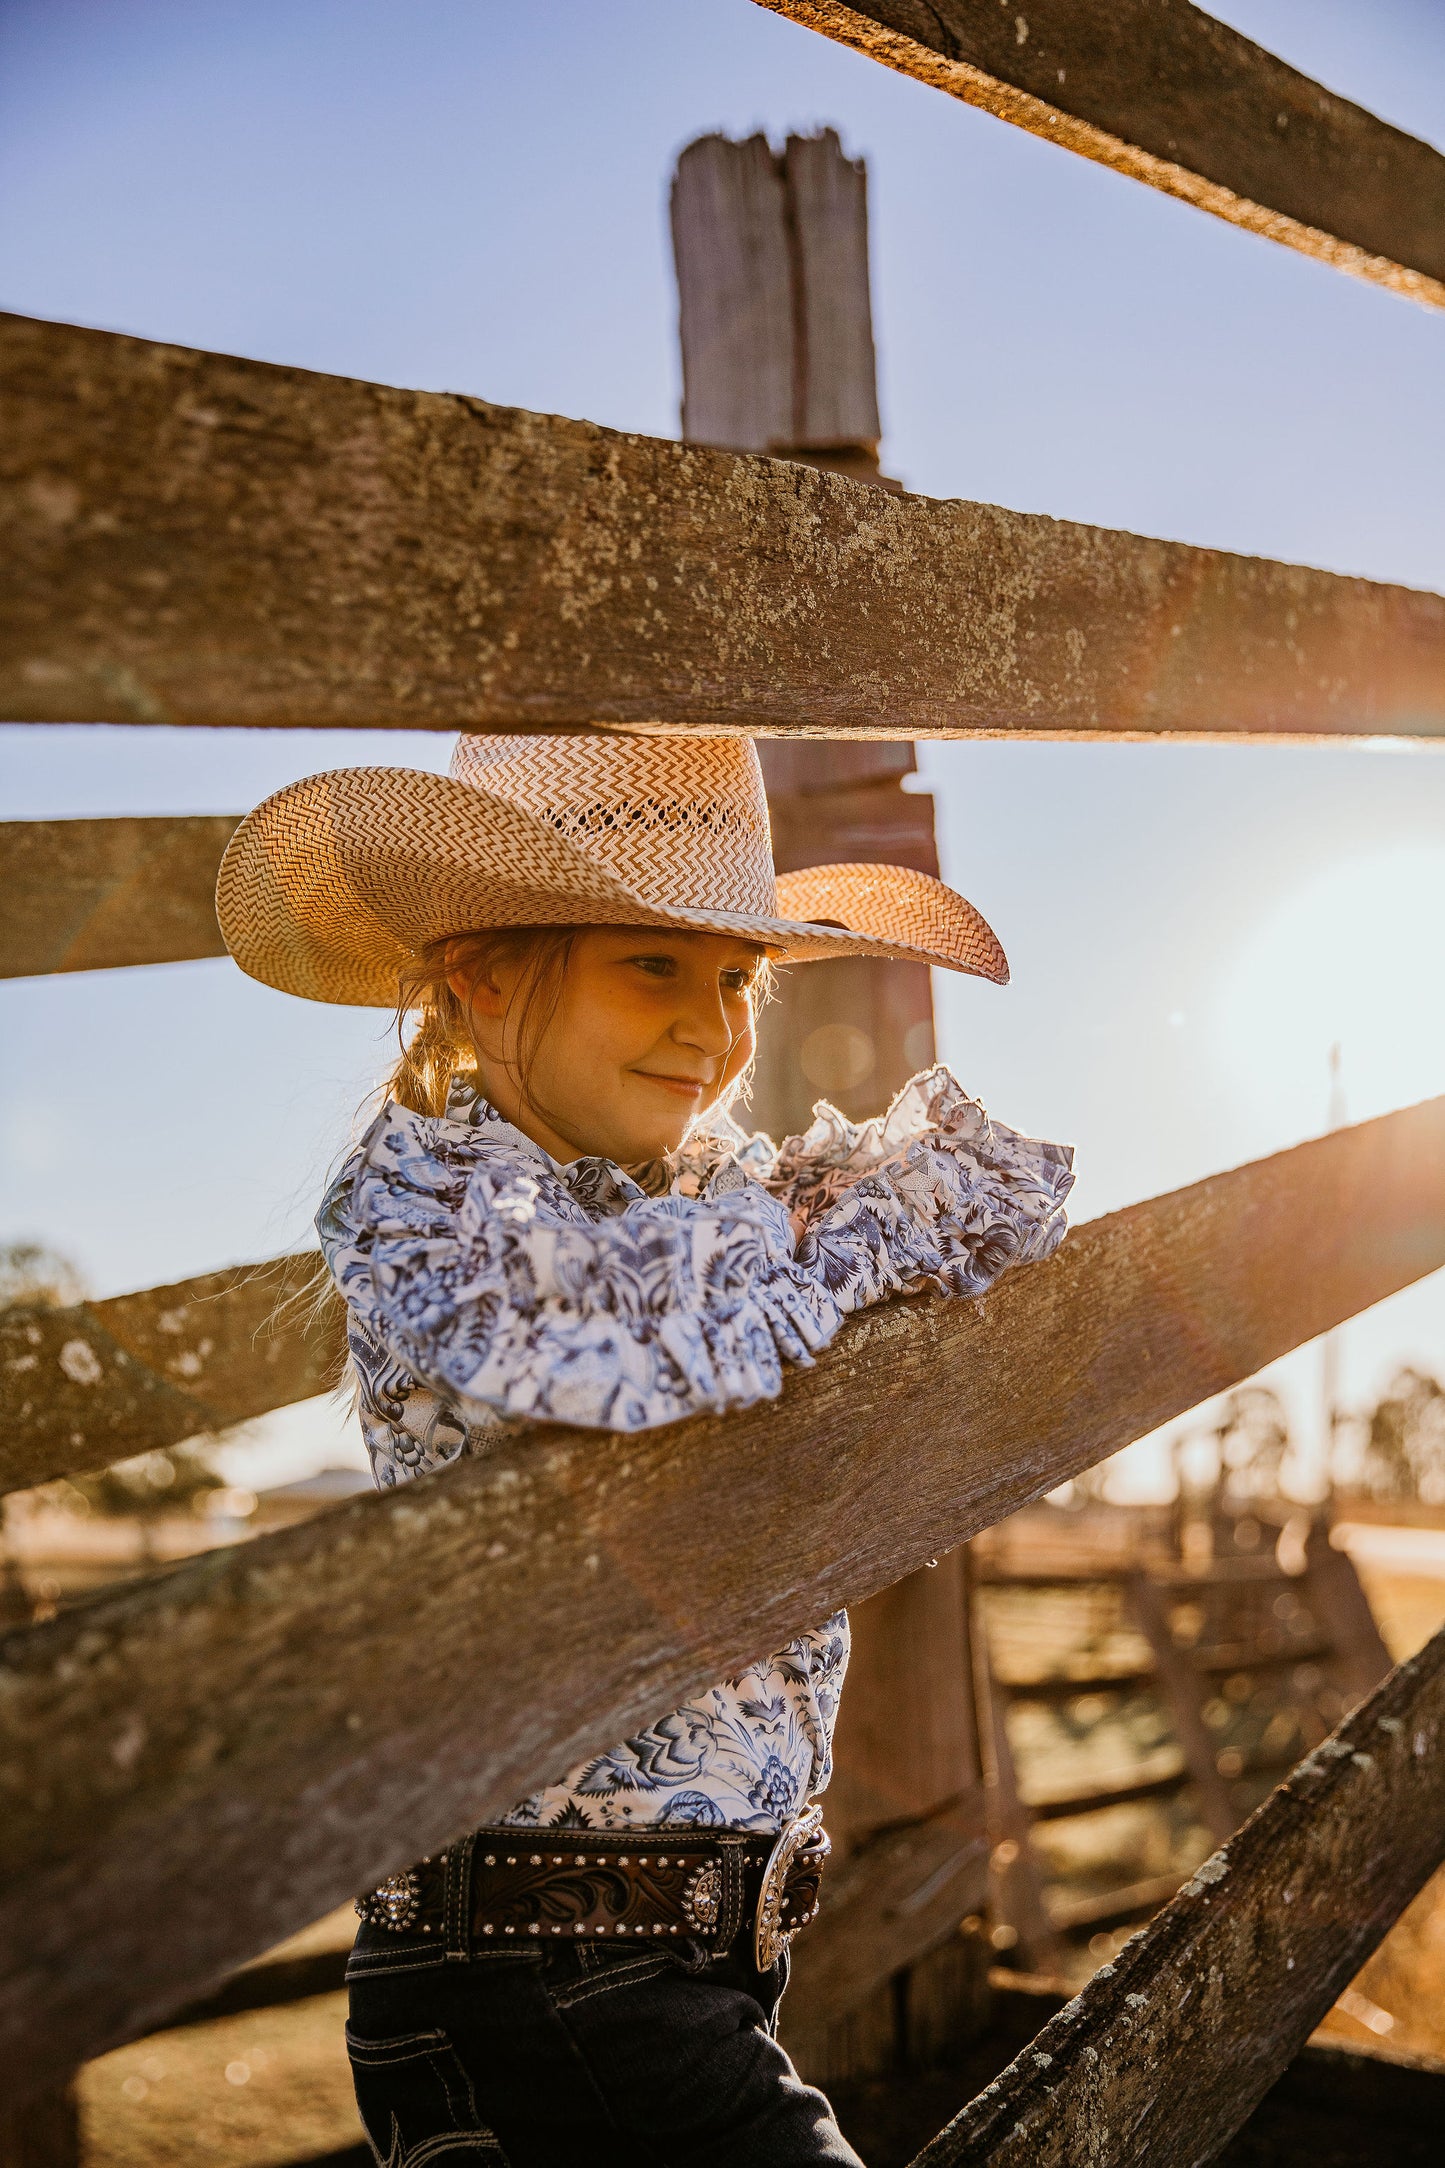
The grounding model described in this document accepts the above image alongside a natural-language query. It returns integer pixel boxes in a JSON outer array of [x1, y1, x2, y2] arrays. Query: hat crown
[[448, 733, 778, 916]]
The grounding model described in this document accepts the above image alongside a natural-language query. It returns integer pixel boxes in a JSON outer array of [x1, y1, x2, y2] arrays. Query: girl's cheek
[[724, 1030, 756, 1088]]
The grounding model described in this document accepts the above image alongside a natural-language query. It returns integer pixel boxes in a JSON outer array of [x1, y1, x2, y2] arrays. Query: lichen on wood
[[0, 1098, 1442, 2090], [0, 1255, 342, 1496], [3, 312, 1444, 739], [909, 1621, 1445, 2164]]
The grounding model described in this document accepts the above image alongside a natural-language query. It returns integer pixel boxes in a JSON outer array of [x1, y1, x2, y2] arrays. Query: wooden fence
[[756, 1, 1445, 310], [3, 1097, 1444, 2094], [3, 3, 1445, 2159], [5, 311, 1445, 743]]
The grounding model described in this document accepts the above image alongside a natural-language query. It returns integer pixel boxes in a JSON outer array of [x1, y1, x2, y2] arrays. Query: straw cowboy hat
[[217, 734, 1008, 1007]]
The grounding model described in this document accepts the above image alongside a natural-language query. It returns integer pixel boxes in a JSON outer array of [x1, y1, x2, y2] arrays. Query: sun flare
[[1215, 845, 1445, 1130]]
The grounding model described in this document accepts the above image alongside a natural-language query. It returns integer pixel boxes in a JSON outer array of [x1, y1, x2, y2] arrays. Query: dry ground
[[80, 1993, 359, 2168], [79, 1911, 361, 2168], [73, 1545, 1445, 2162], [1311, 1546, 1445, 2061]]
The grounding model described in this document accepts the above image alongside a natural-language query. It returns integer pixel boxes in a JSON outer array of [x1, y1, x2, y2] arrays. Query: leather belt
[[357, 1805, 829, 1970]]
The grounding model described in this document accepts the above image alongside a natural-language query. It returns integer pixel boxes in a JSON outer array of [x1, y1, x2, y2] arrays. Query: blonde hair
[[384, 927, 773, 1129], [386, 927, 577, 1118]]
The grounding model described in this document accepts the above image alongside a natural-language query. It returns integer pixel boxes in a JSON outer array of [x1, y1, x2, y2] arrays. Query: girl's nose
[[674, 981, 735, 1060]]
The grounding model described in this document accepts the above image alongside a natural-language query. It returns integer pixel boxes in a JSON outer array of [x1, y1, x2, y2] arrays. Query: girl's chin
[[634, 1126, 695, 1165], [630, 1126, 691, 1161]]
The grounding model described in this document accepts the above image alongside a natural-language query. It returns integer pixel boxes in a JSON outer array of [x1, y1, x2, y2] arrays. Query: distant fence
[[4, 3, 1445, 2158], [3, 1097, 1443, 2091]]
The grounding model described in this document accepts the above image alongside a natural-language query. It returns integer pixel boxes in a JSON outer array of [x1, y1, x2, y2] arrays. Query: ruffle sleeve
[[319, 1103, 844, 1434], [319, 1068, 1072, 1444], [767, 1066, 1074, 1313]]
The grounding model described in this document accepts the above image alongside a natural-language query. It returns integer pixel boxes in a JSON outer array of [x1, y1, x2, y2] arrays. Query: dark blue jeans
[[345, 1922, 863, 2165]]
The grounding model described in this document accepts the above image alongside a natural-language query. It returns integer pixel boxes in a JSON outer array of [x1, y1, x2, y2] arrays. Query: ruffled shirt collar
[[438, 1070, 777, 1215]]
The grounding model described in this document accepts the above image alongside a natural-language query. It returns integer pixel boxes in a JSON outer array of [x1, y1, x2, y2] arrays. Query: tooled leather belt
[[356, 1804, 829, 1970]]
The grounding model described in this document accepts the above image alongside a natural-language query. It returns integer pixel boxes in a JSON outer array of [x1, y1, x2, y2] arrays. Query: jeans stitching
[[385, 2138, 503, 2166], [429, 2040, 482, 2132], [349, 2032, 493, 2164], [548, 1952, 673, 2010], [346, 2026, 450, 2065], [347, 1954, 452, 1979]]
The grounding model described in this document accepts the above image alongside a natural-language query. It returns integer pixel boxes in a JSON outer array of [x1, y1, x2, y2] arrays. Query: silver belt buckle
[[754, 1802, 824, 1970]]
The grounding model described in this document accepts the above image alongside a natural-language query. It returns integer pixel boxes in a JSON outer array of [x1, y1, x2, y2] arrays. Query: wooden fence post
[[0, 2084, 80, 2168], [672, 127, 988, 2078]]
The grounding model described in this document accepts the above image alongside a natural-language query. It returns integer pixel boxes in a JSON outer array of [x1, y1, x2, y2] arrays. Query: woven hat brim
[[216, 766, 1009, 1007]]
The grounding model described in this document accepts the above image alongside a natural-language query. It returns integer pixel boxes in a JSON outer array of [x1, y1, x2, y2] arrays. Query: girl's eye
[[721, 969, 755, 994], [629, 954, 677, 978]]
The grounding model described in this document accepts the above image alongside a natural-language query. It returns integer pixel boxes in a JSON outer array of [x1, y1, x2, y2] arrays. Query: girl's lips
[[633, 1071, 706, 1099]]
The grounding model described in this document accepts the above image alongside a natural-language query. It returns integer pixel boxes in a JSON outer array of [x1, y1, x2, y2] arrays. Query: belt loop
[[714, 1833, 748, 1954], [444, 1832, 476, 1960]]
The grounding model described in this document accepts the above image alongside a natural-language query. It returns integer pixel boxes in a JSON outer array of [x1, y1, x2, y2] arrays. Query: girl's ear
[[447, 955, 505, 1018]]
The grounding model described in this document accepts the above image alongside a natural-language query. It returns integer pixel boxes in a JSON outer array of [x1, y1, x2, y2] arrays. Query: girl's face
[[455, 927, 767, 1166]]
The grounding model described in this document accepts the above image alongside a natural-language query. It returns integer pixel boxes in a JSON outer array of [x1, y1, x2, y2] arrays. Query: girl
[[218, 733, 1072, 2167]]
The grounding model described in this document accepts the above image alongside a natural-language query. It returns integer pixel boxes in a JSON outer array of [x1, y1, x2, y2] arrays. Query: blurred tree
[[0, 1237, 87, 1309], [1216, 1386, 1291, 1501], [1363, 1369, 1445, 1504]]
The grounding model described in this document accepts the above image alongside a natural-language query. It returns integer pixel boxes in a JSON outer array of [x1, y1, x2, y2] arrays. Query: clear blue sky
[[3, 0, 1443, 1485]]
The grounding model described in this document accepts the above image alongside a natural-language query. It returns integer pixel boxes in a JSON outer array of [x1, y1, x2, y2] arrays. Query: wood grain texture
[[755, 1, 1445, 311], [671, 134, 796, 451], [5, 312, 1445, 739], [1, 1100, 1443, 2089], [0, 1256, 343, 1496], [784, 1804, 989, 2036], [671, 128, 880, 455], [826, 1551, 977, 1849], [908, 1621, 1445, 2166], [783, 130, 882, 449], [0, 816, 237, 979], [752, 758, 938, 1138]]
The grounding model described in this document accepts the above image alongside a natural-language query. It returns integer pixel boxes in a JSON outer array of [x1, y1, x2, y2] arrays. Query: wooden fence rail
[[0, 1254, 341, 1497], [0, 816, 237, 980], [911, 1617, 1445, 2165], [4, 313, 1445, 741], [1, 1097, 1442, 2091], [758, 2, 1445, 313]]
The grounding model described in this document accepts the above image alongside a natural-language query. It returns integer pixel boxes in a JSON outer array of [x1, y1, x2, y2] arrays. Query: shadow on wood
[[1, 1101, 1443, 2091]]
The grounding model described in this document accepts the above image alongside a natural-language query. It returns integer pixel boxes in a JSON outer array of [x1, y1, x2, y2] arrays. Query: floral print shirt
[[318, 1066, 1073, 1832]]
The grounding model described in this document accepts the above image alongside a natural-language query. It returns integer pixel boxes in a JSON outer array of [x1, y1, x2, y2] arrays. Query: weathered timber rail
[[784, 1805, 989, 2038], [0, 1253, 341, 1496], [1, 1096, 1442, 2091], [757, 2, 1445, 312], [908, 1618, 1445, 2166], [0, 815, 238, 979], [4, 313, 1445, 740]]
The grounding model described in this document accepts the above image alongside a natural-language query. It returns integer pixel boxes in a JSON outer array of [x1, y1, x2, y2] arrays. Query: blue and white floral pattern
[[319, 1066, 1073, 1830]]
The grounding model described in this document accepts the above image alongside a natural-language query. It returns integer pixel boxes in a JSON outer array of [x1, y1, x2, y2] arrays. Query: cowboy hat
[[216, 734, 1008, 1007]]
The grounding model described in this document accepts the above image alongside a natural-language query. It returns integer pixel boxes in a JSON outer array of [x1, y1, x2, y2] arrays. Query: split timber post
[[5, 5, 1445, 2156], [671, 128, 988, 2081]]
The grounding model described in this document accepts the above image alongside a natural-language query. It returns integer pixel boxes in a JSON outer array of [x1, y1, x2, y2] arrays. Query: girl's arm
[[322, 1111, 845, 1434], [322, 1071, 1072, 1437], [771, 1065, 1074, 1310]]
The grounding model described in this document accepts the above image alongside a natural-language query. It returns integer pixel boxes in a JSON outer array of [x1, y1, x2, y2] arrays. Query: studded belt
[[357, 1804, 829, 1970]]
